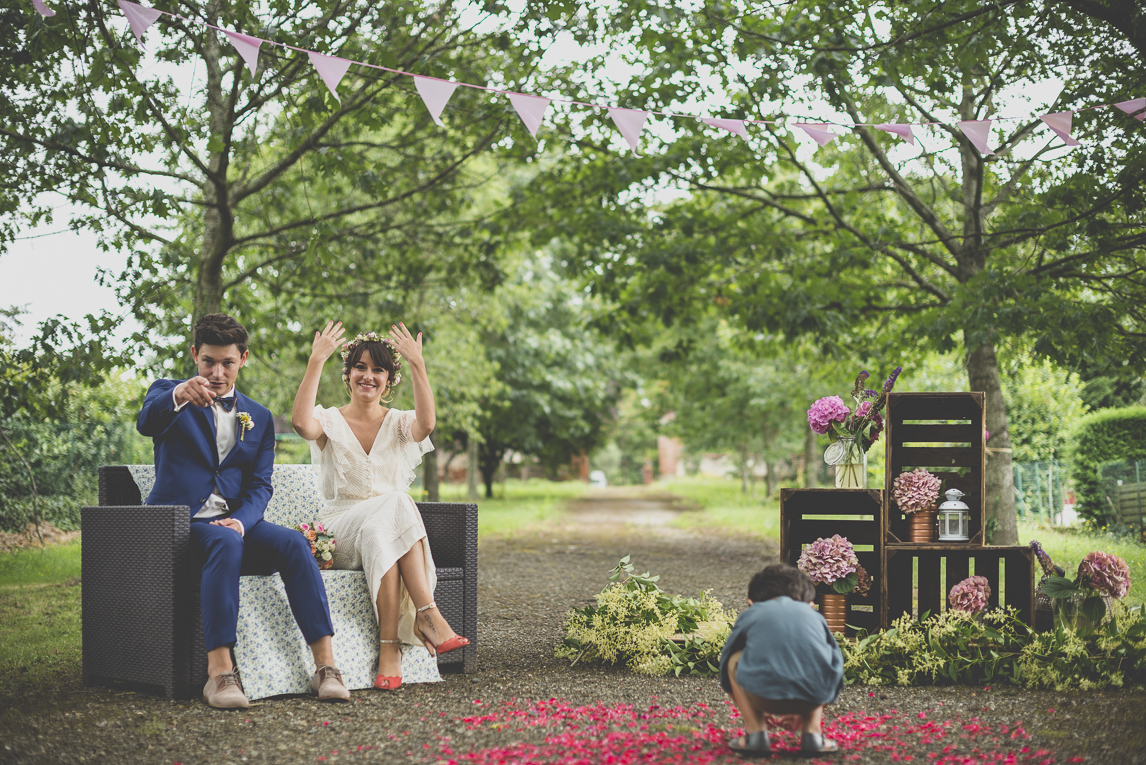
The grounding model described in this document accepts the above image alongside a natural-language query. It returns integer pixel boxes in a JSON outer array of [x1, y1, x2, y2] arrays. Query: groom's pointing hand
[[175, 376, 217, 408]]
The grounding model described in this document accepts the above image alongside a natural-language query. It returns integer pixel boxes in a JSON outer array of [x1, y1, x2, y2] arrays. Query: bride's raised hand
[[388, 322, 423, 367], [311, 320, 346, 362]]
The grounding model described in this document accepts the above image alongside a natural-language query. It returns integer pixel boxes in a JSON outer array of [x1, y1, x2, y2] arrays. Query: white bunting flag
[[794, 123, 839, 147], [1039, 111, 1080, 146], [32, 0, 56, 18], [701, 118, 749, 138], [608, 108, 649, 155], [875, 123, 915, 145], [508, 93, 551, 138], [118, 0, 163, 46], [957, 120, 994, 156], [308, 52, 353, 104], [414, 76, 459, 127], [224, 31, 263, 79], [1114, 98, 1146, 121]]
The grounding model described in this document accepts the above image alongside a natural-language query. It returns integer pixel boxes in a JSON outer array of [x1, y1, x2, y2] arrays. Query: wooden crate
[[884, 392, 986, 545], [882, 546, 1036, 626], [780, 489, 883, 634]]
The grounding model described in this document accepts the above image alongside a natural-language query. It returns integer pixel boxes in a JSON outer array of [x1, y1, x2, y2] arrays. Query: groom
[[137, 313, 349, 708]]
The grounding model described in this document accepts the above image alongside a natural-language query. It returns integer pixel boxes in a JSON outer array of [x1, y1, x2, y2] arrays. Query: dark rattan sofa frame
[[82, 465, 477, 699]]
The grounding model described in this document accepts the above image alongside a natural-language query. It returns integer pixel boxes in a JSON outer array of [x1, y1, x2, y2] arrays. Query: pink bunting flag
[[1114, 98, 1146, 121], [1039, 111, 1080, 146], [957, 120, 994, 156], [508, 93, 551, 138], [32, 0, 56, 18], [608, 108, 649, 155], [701, 118, 748, 138], [118, 0, 163, 45], [794, 123, 838, 147], [414, 76, 459, 128], [874, 123, 915, 145], [308, 52, 353, 104], [223, 31, 263, 79]]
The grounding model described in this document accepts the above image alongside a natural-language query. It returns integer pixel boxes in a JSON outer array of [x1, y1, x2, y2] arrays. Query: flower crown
[[340, 331, 403, 388]]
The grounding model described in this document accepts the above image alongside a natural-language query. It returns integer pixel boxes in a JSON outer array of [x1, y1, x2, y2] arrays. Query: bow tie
[[213, 396, 236, 412]]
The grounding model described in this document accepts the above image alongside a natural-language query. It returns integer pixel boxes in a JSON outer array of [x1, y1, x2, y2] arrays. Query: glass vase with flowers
[[807, 367, 901, 488], [1039, 550, 1132, 631]]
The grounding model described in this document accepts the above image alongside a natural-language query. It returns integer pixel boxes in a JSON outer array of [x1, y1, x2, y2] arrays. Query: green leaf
[[1080, 596, 1107, 625], [1039, 577, 1078, 598]]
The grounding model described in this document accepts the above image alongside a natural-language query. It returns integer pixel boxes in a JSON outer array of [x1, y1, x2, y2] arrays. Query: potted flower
[[796, 535, 871, 635], [1040, 550, 1132, 630], [807, 367, 901, 488], [892, 468, 941, 542]]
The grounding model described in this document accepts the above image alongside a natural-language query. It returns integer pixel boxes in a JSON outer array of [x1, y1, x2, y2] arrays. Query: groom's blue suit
[[138, 379, 333, 652]]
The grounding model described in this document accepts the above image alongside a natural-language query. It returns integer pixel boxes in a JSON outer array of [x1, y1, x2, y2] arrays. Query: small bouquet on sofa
[[796, 535, 872, 595], [294, 522, 336, 570]]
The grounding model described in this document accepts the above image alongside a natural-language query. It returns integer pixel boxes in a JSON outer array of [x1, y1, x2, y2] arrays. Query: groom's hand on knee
[[211, 518, 245, 536]]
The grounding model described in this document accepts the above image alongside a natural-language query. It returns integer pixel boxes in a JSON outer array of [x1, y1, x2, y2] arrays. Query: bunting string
[[30, 0, 1146, 157]]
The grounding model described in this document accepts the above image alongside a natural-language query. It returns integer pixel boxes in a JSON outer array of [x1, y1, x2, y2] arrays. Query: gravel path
[[2, 494, 1144, 765]]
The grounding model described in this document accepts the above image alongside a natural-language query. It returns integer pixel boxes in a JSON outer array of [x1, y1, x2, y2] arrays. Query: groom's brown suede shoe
[[203, 670, 250, 709], [312, 664, 350, 701]]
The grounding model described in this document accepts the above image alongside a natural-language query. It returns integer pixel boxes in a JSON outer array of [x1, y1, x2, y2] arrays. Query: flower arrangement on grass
[[948, 576, 991, 615], [293, 522, 336, 570], [1040, 550, 1132, 625], [797, 535, 870, 595], [892, 468, 941, 514]]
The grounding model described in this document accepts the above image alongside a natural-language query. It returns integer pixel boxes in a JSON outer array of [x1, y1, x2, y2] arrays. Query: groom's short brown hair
[[193, 313, 249, 355]]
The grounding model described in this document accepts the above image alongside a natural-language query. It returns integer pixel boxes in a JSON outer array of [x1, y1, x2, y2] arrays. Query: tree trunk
[[739, 446, 750, 494], [466, 434, 480, 501], [804, 428, 817, 488], [423, 449, 439, 502], [764, 460, 776, 499], [966, 340, 1018, 545]]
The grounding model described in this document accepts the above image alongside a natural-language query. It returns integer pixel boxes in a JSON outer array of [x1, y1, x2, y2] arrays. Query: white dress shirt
[[172, 386, 244, 535]]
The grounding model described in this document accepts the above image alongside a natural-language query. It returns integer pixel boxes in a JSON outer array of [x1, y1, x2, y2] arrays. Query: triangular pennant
[[701, 118, 749, 138], [117, 0, 163, 45], [308, 51, 353, 104], [508, 93, 551, 138], [223, 30, 263, 79], [32, 0, 56, 18], [1114, 98, 1146, 121], [794, 123, 839, 147], [1039, 111, 1080, 146], [957, 120, 994, 156], [874, 123, 915, 145], [608, 108, 649, 155], [414, 76, 459, 127]]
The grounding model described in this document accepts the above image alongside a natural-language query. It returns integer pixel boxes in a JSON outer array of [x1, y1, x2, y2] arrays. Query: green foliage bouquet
[[557, 556, 735, 677]]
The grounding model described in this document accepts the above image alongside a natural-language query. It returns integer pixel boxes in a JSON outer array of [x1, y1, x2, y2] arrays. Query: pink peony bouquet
[[807, 367, 900, 452], [892, 468, 942, 514], [948, 576, 991, 615], [798, 535, 869, 595]]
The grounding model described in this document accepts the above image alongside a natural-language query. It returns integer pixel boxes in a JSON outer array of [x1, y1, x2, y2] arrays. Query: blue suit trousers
[[191, 519, 334, 652]]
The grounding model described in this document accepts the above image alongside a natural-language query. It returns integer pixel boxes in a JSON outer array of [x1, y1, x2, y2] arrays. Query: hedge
[[1069, 406, 1146, 523]]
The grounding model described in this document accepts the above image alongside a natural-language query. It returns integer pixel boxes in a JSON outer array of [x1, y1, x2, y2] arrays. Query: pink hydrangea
[[892, 468, 941, 514], [797, 534, 858, 585], [948, 576, 991, 615], [1078, 551, 1131, 599], [854, 565, 872, 597], [807, 396, 850, 435], [855, 401, 873, 418]]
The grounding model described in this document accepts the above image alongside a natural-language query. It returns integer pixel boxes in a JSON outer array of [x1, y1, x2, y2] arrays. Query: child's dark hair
[[193, 313, 248, 355], [748, 563, 815, 603]]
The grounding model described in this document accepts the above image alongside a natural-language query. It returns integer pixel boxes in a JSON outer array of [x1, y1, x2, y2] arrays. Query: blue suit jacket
[[137, 379, 276, 535]]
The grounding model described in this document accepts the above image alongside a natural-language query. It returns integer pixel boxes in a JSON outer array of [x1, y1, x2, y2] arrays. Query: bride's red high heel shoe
[[374, 640, 402, 690], [415, 602, 471, 656]]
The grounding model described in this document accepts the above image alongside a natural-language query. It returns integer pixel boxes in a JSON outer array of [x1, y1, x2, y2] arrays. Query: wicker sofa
[[82, 464, 477, 700]]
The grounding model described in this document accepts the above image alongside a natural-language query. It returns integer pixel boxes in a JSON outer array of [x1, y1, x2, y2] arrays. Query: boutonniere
[[237, 412, 254, 441]]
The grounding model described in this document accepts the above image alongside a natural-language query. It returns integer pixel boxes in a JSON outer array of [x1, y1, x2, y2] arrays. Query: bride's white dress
[[307, 406, 435, 647]]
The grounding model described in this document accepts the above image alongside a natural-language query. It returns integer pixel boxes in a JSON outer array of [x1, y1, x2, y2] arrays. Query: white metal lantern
[[937, 488, 970, 542]]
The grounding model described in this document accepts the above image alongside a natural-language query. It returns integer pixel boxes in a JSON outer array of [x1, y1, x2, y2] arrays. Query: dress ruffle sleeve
[[395, 409, 434, 478], [307, 405, 348, 500]]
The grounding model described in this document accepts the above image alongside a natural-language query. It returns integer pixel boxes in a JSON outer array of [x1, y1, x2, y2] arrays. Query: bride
[[291, 320, 469, 690]]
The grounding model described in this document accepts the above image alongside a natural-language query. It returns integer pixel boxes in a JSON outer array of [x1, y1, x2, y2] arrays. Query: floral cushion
[[125, 465, 442, 699]]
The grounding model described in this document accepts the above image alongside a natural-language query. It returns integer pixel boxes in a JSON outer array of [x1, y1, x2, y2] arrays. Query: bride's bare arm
[[292, 320, 345, 448], [389, 322, 435, 442]]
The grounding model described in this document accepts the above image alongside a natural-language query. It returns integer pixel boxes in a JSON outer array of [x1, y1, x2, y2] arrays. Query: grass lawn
[[658, 476, 781, 540], [0, 540, 83, 715], [436, 478, 588, 538]]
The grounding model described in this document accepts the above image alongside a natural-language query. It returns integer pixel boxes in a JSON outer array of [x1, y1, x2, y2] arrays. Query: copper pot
[[908, 508, 938, 543], [819, 592, 847, 636]]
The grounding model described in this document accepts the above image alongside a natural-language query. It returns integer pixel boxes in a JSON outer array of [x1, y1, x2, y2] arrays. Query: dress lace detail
[[305, 406, 436, 647]]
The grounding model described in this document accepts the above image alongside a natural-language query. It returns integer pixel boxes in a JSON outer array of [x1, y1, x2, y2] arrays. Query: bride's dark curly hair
[[340, 332, 403, 402]]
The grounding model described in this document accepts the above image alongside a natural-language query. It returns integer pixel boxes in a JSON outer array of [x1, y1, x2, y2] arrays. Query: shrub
[[1069, 406, 1146, 523]]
